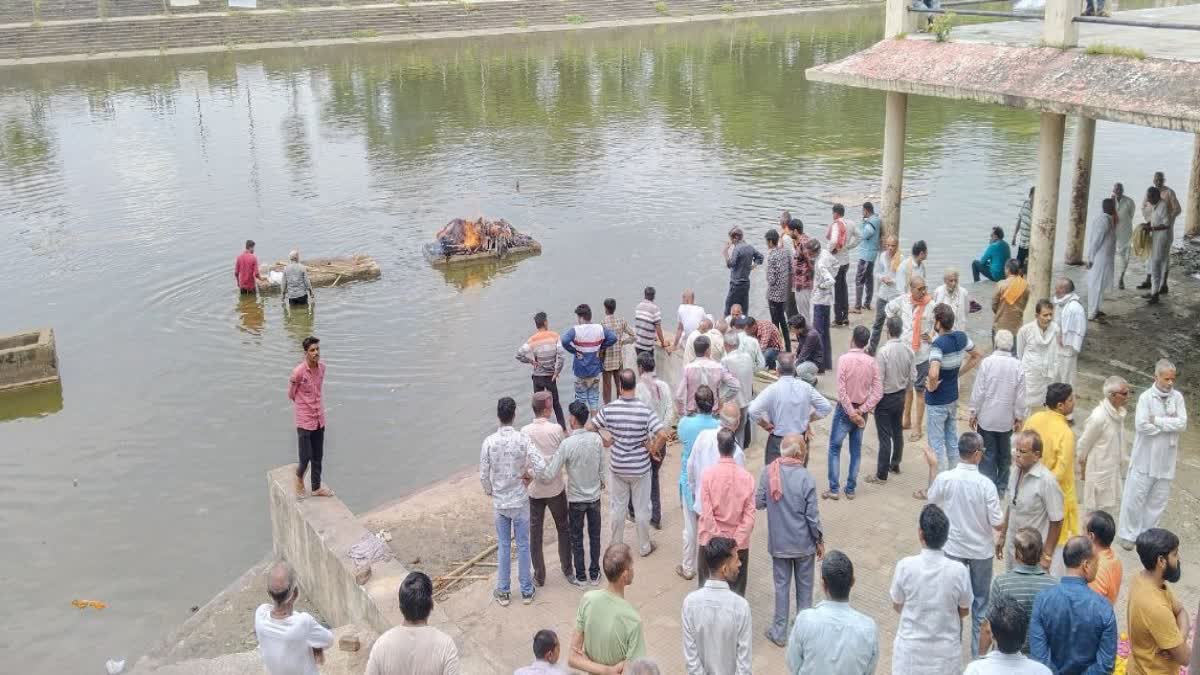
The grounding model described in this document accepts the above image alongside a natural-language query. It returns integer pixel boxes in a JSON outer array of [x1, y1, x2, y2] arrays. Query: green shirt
[[575, 590, 646, 666]]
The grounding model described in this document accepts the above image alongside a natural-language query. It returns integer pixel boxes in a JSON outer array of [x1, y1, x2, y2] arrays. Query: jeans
[[813, 304, 832, 371], [867, 296, 889, 353], [971, 259, 1001, 282], [627, 459, 663, 526], [768, 555, 816, 642], [834, 264, 850, 323], [725, 282, 750, 317], [698, 547, 750, 596], [768, 300, 792, 352], [948, 554, 993, 658], [926, 402, 959, 472], [529, 490, 573, 585], [1085, 0, 1106, 13], [763, 348, 780, 371], [574, 375, 600, 412], [296, 426, 325, 491], [532, 374, 565, 429], [828, 405, 865, 494], [495, 508, 534, 597], [855, 258, 874, 309], [568, 500, 602, 582], [610, 471, 652, 555], [874, 390, 905, 479], [978, 428, 1012, 496]]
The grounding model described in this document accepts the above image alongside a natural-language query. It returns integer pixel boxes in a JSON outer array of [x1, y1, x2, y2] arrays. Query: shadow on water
[[0, 380, 64, 422]]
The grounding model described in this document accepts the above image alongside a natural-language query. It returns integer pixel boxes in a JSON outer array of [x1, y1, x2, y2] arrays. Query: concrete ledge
[[0, 328, 60, 392], [267, 465, 408, 634]]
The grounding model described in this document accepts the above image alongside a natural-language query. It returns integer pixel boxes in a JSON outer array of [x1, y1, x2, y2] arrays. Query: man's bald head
[[777, 352, 796, 376], [780, 433, 807, 461], [698, 318, 713, 332], [267, 560, 297, 606], [719, 401, 741, 432]]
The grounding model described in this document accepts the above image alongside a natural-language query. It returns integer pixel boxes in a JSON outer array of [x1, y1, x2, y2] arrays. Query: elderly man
[[676, 387, 721, 581], [748, 352, 833, 466], [997, 431, 1065, 572], [674, 289, 707, 350], [1025, 384, 1080, 575], [890, 504, 973, 675], [869, 235, 901, 353], [757, 433, 823, 646], [786, 551, 878, 674], [676, 335, 741, 417], [1112, 182, 1137, 289], [1118, 359, 1187, 549], [570, 544, 647, 673], [969, 595, 1052, 675], [682, 318, 725, 365], [926, 432, 1004, 658], [1140, 185, 1173, 304], [521, 392, 573, 588], [697, 429, 757, 596], [932, 267, 970, 331], [1077, 376, 1130, 514], [255, 560, 334, 675], [866, 316, 916, 485], [366, 572, 460, 675], [723, 227, 764, 317], [731, 316, 766, 369], [1029, 537, 1117, 674], [982, 527, 1057, 655], [280, 249, 315, 307], [885, 274, 935, 442], [681, 537, 753, 674], [542, 401, 607, 586], [516, 311, 567, 429], [590, 370, 668, 558], [969, 328, 1026, 496], [826, 326, 882, 501], [1017, 299, 1059, 413], [1085, 198, 1118, 320], [1052, 278, 1086, 389], [808, 238, 837, 371], [722, 332, 756, 449]]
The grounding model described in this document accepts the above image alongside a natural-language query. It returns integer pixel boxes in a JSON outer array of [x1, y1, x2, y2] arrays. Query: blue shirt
[[747, 376, 834, 437], [925, 331, 973, 406], [978, 239, 1012, 279], [857, 215, 881, 263], [677, 413, 721, 509], [1029, 576, 1117, 675], [560, 325, 617, 378], [786, 601, 879, 675]]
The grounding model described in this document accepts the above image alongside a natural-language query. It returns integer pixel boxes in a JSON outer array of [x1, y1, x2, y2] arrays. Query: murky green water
[[0, 6, 1194, 670]]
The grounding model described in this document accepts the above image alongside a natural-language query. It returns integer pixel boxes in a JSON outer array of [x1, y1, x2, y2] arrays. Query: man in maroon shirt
[[235, 240, 266, 293], [289, 336, 333, 497]]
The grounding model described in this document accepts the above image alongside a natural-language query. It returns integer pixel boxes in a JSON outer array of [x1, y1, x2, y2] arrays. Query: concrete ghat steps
[[0, 0, 877, 60]]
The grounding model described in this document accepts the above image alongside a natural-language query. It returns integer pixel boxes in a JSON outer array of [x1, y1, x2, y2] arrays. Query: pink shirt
[[289, 361, 326, 430], [836, 347, 883, 415], [236, 251, 259, 290], [520, 418, 566, 499], [698, 458, 757, 550]]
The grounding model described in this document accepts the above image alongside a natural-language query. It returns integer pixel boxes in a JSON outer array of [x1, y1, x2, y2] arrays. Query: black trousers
[[1017, 246, 1029, 273], [867, 297, 889, 354], [698, 547, 750, 596], [531, 375, 566, 430], [834, 264, 850, 323], [568, 499, 602, 582], [768, 300, 792, 352], [765, 433, 782, 466], [627, 458, 663, 525], [297, 426, 325, 490], [813, 304, 832, 371], [725, 282, 750, 317], [288, 295, 309, 306], [979, 428, 1013, 496], [855, 258, 875, 309], [530, 490, 573, 584], [874, 390, 905, 479], [786, 287, 799, 319]]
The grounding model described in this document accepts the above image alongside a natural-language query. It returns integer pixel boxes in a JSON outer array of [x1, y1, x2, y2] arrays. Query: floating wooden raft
[[256, 255, 381, 293], [424, 241, 542, 266]]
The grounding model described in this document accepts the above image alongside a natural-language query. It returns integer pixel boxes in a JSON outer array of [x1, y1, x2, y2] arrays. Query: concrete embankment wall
[[0, 0, 877, 62]]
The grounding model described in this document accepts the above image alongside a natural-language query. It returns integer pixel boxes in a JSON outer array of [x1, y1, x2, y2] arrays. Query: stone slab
[[0, 328, 60, 392]]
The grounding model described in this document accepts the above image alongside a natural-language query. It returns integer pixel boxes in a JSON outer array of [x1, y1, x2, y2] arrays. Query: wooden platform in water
[[425, 243, 541, 266], [256, 255, 381, 293]]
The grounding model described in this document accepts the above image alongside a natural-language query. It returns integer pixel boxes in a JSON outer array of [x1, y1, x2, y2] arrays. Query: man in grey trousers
[[756, 433, 824, 646]]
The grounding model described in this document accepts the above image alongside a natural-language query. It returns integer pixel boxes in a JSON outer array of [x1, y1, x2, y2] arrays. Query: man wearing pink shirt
[[698, 429, 757, 596], [825, 326, 883, 501], [235, 240, 265, 294], [289, 336, 333, 497]]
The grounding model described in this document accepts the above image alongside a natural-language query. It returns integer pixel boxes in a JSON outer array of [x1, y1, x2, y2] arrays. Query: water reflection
[[236, 293, 266, 336], [432, 250, 542, 291], [0, 380, 63, 422], [283, 303, 316, 348]]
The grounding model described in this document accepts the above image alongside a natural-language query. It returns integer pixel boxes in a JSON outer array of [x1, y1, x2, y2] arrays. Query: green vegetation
[[654, 2, 669, 15], [1084, 42, 1146, 59], [719, 3, 735, 13], [930, 11, 954, 42], [516, 16, 528, 27], [350, 28, 379, 38], [893, 31, 907, 39], [565, 13, 585, 24]]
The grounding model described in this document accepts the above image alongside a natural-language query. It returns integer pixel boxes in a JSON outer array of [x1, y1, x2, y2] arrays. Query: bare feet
[[908, 429, 924, 442], [912, 488, 927, 500], [312, 486, 335, 497], [294, 475, 305, 496], [902, 419, 912, 430]]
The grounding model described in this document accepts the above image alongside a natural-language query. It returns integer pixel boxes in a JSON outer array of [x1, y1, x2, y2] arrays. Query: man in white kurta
[[890, 504, 973, 675], [1076, 376, 1129, 514], [932, 268, 970, 331], [1017, 301, 1059, 414], [1052, 279, 1085, 390], [1142, 187, 1172, 304], [1084, 199, 1117, 320], [1111, 183, 1136, 290], [1118, 360, 1187, 548]]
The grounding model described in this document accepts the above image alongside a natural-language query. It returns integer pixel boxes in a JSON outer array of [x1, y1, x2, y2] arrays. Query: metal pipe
[[942, 0, 1015, 6], [1073, 15, 1200, 31], [910, 7, 1043, 18]]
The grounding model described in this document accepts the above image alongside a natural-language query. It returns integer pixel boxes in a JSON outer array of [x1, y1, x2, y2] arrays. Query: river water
[[0, 6, 1194, 670]]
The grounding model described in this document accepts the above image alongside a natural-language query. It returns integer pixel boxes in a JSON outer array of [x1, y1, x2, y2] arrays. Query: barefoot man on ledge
[[290, 336, 334, 497]]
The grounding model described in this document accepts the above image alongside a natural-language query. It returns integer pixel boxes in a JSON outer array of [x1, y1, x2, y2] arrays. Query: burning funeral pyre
[[425, 217, 541, 263]]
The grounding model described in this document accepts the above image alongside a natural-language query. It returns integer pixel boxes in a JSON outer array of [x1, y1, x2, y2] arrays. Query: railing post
[[1043, 0, 1079, 47]]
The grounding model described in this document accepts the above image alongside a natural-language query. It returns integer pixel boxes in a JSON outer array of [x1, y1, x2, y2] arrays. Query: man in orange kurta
[[1024, 383, 1079, 577]]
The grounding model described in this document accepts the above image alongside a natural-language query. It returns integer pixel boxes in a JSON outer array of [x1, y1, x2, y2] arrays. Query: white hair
[[724, 332, 740, 348], [993, 329, 1014, 352], [1156, 359, 1177, 376], [626, 660, 661, 675], [288, 249, 300, 262], [944, 267, 959, 280], [780, 435, 806, 459], [1103, 376, 1128, 395]]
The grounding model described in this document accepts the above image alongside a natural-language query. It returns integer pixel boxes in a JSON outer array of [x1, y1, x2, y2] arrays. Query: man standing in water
[[723, 227, 764, 317], [281, 250, 315, 308], [289, 336, 333, 497], [235, 239, 266, 294]]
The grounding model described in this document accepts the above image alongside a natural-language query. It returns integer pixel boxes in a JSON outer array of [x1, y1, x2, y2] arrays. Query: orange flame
[[462, 219, 482, 250]]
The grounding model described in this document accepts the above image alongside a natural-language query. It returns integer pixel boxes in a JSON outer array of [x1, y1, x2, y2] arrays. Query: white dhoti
[[1150, 229, 1172, 295], [1082, 471, 1122, 514], [1058, 350, 1078, 390], [1085, 212, 1115, 318], [794, 288, 813, 325], [1118, 467, 1173, 542], [680, 504, 698, 576], [1115, 245, 1131, 285]]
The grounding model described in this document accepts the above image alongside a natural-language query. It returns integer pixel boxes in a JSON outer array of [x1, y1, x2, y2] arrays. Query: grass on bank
[[1085, 42, 1146, 59]]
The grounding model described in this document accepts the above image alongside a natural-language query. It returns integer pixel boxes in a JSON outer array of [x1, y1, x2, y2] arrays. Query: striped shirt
[[987, 566, 1057, 653], [634, 300, 662, 351], [1015, 198, 1033, 248], [516, 329, 566, 379], [593, 396, 664, 477]]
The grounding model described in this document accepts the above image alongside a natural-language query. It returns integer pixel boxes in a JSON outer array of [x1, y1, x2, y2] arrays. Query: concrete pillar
[[1187, 133, 1200, 239], [880, 92, 908, 240], [1042, 0, 1079, 47], [1064, 116, 1095, 265], [885, 0, 919, 38], [1026, 112, 1067, 319]]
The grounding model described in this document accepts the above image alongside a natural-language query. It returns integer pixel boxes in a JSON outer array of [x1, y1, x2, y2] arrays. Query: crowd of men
[[254, 168, 1194, 673]]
